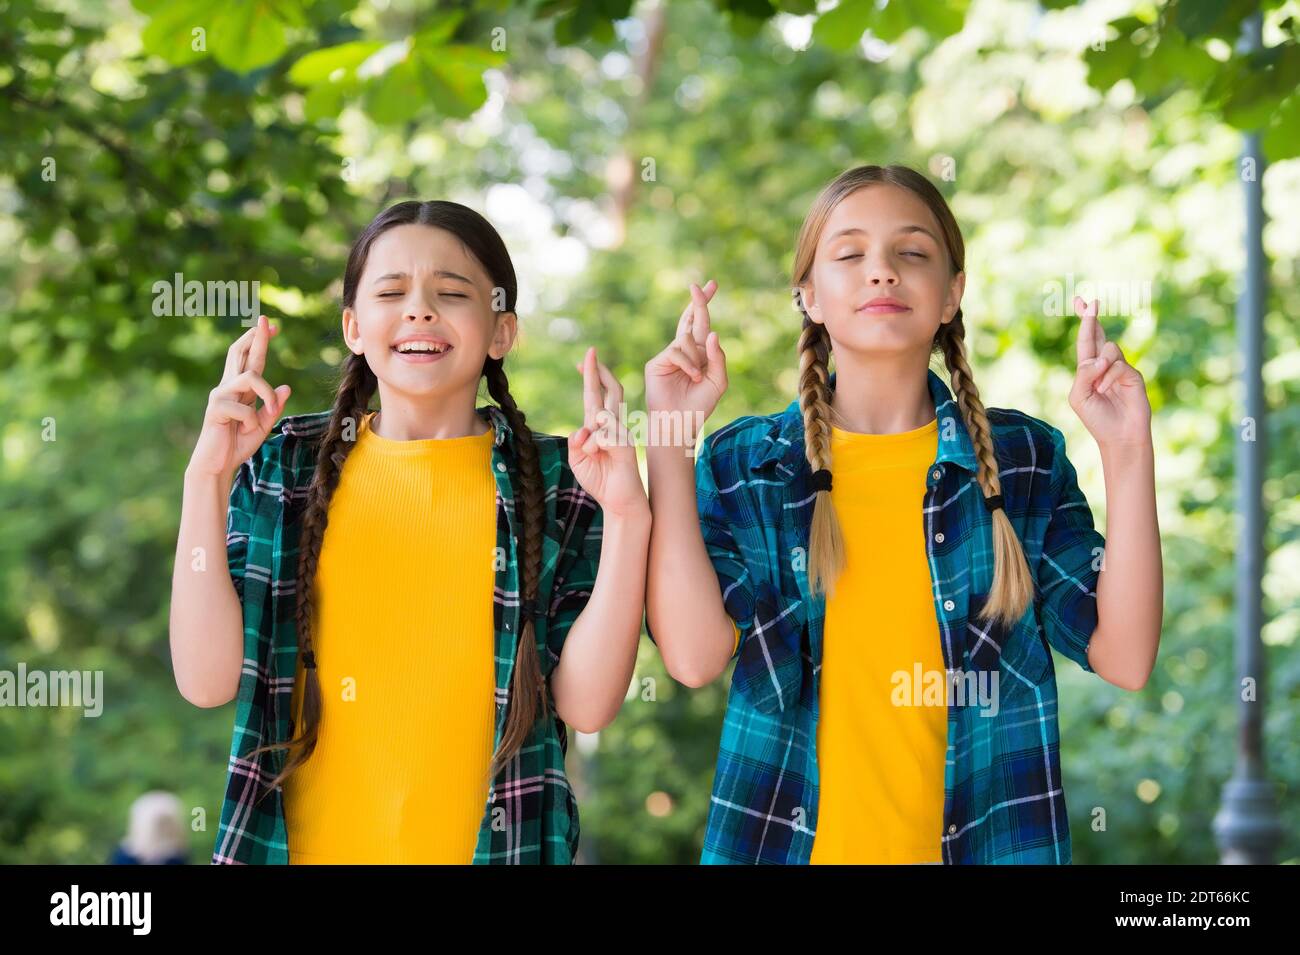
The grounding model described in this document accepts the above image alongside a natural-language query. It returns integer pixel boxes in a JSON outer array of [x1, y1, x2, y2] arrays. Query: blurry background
[[1, 0, 1296, 864]]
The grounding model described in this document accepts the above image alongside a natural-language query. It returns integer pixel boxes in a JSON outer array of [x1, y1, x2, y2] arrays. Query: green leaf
[[910, 0, 968, 38], [415, 10, 466, 46], [1262, 92, 1300, 160], [207, 2, 290, 73], [363, 56, 423, 125], [139, 0, 211, 67], [287, 40, 385, 86], [873, 0, 913, 42], [812, 0, 873, 52]]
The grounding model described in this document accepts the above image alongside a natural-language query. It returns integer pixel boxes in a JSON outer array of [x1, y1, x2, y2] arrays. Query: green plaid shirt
[[214, 405, 602, 864], [648, 368, 1108, 863]]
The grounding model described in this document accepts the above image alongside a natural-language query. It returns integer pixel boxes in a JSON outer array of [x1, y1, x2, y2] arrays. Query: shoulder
[[236, 410, 331, 493], [986, 406, 1068, 472], [699, 411, 788, 466]]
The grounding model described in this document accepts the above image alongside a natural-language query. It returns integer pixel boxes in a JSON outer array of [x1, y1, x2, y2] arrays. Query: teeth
[[395, 342, 447, 354]]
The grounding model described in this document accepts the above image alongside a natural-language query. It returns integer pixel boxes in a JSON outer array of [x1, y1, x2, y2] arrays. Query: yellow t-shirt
[[807, 415, 947, 864], [282, 410, 498, 864]]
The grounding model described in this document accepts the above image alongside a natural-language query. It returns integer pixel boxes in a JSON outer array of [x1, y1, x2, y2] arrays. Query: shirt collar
[[476, 404, 516, 452], [750, 367, 979, 477]]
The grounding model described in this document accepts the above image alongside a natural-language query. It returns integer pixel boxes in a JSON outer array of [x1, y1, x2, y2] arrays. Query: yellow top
[[283, 410, 498, 864], [808, 415, 947, 864]]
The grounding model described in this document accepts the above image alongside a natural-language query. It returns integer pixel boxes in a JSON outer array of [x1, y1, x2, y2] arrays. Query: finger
[[1095, 346, 1127, 394], [227, 370, 277, 411], [223, 322, 262, 381], [594, 361, 623, 417], [256, 384, 291, 432], [704, 331, 728, 391], [581, 427, 613, 458], [244, 314, 273, 377], [1074, 297, 1098, 366], [582, 347, 602, 431], [675, 332, 705, 369], [212, 398, 258, 434], [568, 426, 591, 458], [675, 279, 717, 339], [664, 344, 703, 382], [690, 283, 713, 348], [1095, 360, 1127, 395]]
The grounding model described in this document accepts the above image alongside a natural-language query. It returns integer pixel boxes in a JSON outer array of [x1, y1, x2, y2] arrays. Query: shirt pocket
[[964, 590, 1052, 690]]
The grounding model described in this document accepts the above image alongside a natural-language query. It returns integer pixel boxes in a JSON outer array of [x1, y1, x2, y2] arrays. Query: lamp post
[[1211, 9, 1284, 865]]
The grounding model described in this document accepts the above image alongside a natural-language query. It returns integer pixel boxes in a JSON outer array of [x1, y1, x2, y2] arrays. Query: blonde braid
[[794, 289, 844, 596], [939, 327, 1033, 627]]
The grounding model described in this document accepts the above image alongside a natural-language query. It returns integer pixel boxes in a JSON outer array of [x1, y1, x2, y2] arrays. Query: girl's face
[[342, 223, 516, 399], [799, 183, 964, 357]]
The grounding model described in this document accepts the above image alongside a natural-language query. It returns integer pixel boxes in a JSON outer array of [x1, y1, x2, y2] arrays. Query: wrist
[[603, 498, 652, 528], [185, 464, 235, 491]]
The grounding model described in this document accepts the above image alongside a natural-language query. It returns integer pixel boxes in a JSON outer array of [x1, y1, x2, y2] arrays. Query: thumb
[[259, 385, 291, 432], [705, 332, 727, 387], [1078, 356, 1110, 389]]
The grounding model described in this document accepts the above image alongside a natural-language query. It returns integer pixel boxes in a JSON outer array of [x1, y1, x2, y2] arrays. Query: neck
[[826, 351, 936, 434], [370, 383, 490, 440]]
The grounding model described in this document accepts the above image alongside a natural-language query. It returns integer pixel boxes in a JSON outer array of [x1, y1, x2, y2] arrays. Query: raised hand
[[1069, 296, 1152, 450], [189, 314, 293, 479], [644, 279, 728, 423], [568, 346, 648, 519]]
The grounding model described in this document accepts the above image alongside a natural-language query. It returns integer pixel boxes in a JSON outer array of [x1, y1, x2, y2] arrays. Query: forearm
[[1090, 440, 1163, 690], [169, 468, 245, 707], [644, 443, 734, 687], [551, 507, 652, 733]]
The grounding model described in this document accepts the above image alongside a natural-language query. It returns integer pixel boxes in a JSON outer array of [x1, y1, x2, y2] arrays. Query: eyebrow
[[371, 270, 474, 286], [827, 225, 940, 244]]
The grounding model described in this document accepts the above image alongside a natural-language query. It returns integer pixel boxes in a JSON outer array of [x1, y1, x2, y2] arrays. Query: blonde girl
[[643, 165, 1161, 864]]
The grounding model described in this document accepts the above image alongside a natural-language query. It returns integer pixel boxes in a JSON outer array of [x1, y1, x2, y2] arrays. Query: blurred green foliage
[[1, 0, 1296, 864]]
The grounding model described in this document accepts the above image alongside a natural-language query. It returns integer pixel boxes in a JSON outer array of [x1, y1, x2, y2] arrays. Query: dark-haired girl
[[171, 200, 648, 863], [644, 165, 1162, 864]]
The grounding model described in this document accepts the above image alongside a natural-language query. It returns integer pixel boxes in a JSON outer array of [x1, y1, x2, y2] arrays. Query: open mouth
[[391, 342, 453, 362]]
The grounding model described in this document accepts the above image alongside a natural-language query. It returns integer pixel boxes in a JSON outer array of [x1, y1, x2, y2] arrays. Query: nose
[[864, 253, 900, 287]]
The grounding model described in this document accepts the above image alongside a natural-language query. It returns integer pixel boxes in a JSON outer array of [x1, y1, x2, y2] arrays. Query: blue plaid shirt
[[654, 367, 1106, 864]]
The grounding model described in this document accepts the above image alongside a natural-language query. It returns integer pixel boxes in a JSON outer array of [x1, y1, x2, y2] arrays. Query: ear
[[341, 306, 364, 354], [798, 283, 823, 324], [941, 272, 966, 325], [488, 310, 518, 361]]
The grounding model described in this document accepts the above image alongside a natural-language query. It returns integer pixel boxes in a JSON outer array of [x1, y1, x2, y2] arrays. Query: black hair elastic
[[982, 493, 1005, 513], [301, 649, 317, 670], [520, 598, 546, 619], [809, 469, 833, 493]]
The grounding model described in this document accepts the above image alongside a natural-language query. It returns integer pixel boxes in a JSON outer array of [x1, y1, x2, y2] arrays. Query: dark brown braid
[[482, 355, 548, 781], [247, 351, 377, 799]]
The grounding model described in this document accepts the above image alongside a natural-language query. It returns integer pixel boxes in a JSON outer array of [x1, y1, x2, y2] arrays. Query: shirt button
[[496, 462, 507, 472], [943, 599, 955, 612], [934, 532, 945, 543], [948, 824, 957, 834], [931, 469, 942, 481]]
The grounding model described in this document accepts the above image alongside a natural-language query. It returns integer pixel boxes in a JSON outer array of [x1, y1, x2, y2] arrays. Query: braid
[[793, 288, 844, 596], [248, 351, 377, 801], [482, 356, 548, 780], [937, 316, 1033, 627]]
